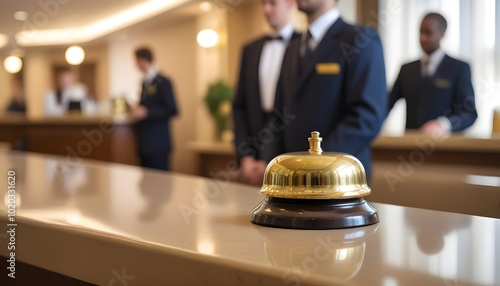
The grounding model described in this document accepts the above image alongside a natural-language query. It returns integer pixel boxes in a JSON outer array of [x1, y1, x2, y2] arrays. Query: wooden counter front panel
[[0, 123, 139, 166]]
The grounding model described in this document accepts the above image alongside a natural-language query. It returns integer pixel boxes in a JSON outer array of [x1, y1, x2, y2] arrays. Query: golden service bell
[[251, 131, 379, 229]]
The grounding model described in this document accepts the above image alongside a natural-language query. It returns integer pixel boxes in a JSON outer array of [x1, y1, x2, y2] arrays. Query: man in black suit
[[5, 77, 26, 114], [131, 48, 178, 171], [233, 0, 299, 185], [275, 0, 387, 179], [389, 13, 477, 136]]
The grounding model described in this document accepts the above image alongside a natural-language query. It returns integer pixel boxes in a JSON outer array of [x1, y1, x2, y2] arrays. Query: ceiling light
[[4, 56, 23, 74], [13, 11, 28, 21], [65, 46, 85, 65], [16, 0, 184, 46], [197, 29, 219, 48], [199, 1, 213, 11]]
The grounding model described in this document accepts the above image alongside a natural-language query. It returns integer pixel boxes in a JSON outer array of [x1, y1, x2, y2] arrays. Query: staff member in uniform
[[131, 47, 178, 171], [276, 0, 387, 179], [44, 68, 95, 116], [389, 13, 477, 136], [233, 0, 299, 185]]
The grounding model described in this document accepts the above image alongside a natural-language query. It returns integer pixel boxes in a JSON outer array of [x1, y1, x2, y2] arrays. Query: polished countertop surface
[[0, 151, 499, 285]]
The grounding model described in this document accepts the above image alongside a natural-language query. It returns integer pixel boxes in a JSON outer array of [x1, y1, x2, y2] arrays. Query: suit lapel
[[432, 55, 449, 79], [141, 82, 147, 101], [281, 39, 301, 108], [295, 18, 346, 100], [272, 32, 301, 110], [141, 74, 161, 101], [249, 39, 266, 111]]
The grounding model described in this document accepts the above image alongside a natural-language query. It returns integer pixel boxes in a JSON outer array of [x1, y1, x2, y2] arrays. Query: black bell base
[[251, 197, 379, 230]]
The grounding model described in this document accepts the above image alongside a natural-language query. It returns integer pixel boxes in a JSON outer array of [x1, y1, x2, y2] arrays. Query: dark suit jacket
[[233, 32, 300, 163], [389, 55, 477, 131], [137, 73, 178, 155], [277, 18, 387, 178]]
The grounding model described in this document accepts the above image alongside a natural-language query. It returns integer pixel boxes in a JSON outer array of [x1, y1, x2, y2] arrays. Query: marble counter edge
[[0, 215, 338, 286]]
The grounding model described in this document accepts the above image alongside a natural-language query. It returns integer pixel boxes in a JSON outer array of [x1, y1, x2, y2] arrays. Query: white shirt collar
[[144, 66, 159, 85], [266, 23, 294, 42], [308, 8, 340, 42], [422, 47, 446, 66], [279, 23, 295, 42], [421, 47, 446, 77]]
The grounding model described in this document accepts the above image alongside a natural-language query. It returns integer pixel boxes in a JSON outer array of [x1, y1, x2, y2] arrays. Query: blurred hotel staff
[[44, 67, 96, 116], [5, 77, 26, 114], [389, 13, 477, 137], [131, 47, 178, 171], [276, 0, 387, 179], [233, 0, 299, 185]]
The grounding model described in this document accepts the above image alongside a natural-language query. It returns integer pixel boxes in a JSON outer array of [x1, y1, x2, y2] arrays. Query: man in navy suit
[[233, 0, 300, 185], [275, 0, 387, 179], [389, 13, 477, 136], [131, 48, 178, 171]]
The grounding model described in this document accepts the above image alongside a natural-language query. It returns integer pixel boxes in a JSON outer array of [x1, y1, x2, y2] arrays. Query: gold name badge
[[147, 86, 157, 95], [316, 63, 341, 75], [434, 78, 451, 88]]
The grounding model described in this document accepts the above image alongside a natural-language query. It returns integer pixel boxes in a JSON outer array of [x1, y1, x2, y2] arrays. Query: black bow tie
[[265, 35, 283, 41]]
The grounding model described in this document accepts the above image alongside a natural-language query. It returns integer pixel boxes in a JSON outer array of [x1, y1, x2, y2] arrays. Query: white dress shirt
[[421, 47, 451, 132], [421, 47, 446, 77], [44, 84, 95, 116], [259, 23, 294, 112], [144, 66, 160, 86], [307, 8, 340, 51]]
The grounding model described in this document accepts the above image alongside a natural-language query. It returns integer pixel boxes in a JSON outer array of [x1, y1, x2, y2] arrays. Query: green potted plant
[[203, 80, 233, 141]]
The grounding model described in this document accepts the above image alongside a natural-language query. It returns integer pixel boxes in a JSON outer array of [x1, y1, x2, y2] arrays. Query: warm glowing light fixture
[[199, 1, 213, 11], [13, 11, 28, 21], [15, 0, 185, 46], [65, 45, 85, 65], [4, 56, 23, 74], [197, 29, 219, 48]]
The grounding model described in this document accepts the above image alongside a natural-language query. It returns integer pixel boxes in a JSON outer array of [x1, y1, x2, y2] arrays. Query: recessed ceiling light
[[65, 46, 85, 65], [199, 1, 213, 11], [197, 29, 219, 48], [4, 56, 23, 74], [13, 11, 28, 21]]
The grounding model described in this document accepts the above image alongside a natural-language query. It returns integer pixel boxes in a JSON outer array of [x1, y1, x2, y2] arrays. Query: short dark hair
[[135, 47, 154, 63], [423, 13, 448, 31]]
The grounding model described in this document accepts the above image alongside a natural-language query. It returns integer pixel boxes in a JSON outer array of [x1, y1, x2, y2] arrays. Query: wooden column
[[356, 0, 380, 29]]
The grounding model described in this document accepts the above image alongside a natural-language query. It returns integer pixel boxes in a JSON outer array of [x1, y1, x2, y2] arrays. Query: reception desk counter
[[0, 151, 499, 285], [0, 115, 139, 166], [188, 135, 500, 218], [188, 132, 500, 168], [372, 132, 500, 167]]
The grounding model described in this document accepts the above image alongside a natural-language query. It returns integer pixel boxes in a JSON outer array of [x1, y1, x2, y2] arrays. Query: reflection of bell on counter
[[112, 96, 130, 117], [251, 131, 379, 229], [254, 223, 378, 283]]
